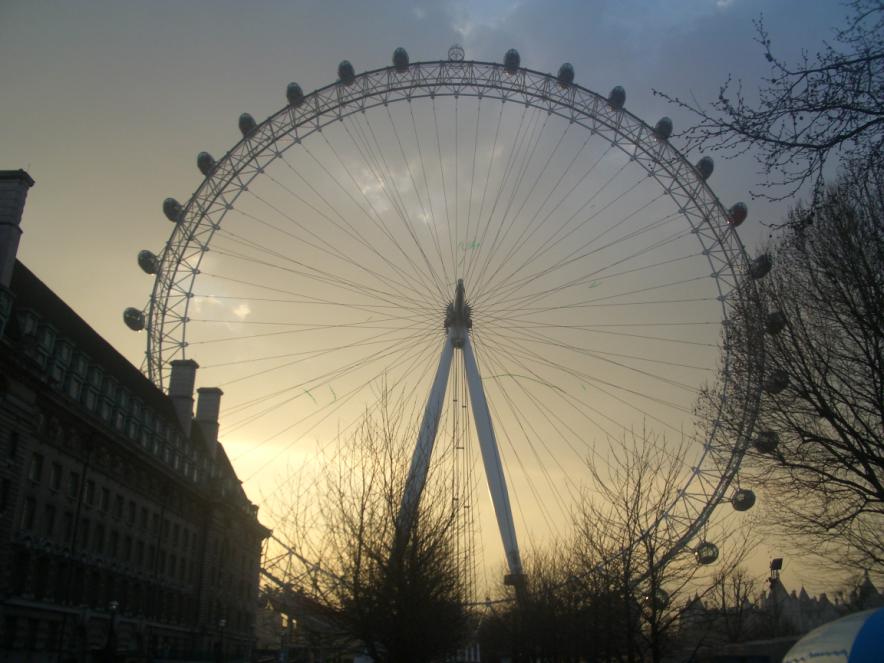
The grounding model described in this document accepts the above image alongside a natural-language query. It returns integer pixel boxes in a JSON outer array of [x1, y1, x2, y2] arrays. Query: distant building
[[677, 571, 883, 661], [0, 169, 270, 661]]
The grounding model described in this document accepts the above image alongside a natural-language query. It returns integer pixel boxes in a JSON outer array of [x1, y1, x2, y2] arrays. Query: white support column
[[399, 335, 454, 536], [462, 335, 524, 578]]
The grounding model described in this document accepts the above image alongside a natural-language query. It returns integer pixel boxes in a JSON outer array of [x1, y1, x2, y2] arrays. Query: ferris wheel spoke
[[206, 239, 432, 311], [224, 325, 442, 439], [474, 158, 635, 303], [467, 104, 548, 290], [285, 142, 439, 298], [252, 165, 438, 304], [483, 330, 690, 429], [314, 131, 447, 301], [482, 242, 700, 315], [380, 103, 453, 287], [481, 332, 699, 477], [343, 112, 450, 297], [489, 275, 719, 323], [227, 185, 436, 307], [406, 102, 457, 285], [431, 100, 458, 282], [474, 338, 582, 513], [476, 123, 587, 293], [485, 139, 615, 288], [237, 331, 444, 482], [474, 334, 604, 466], [472, 348, 565, 550], [487, 325, 706, 394], [470, 107, 553, 293], [478, 197, 682, 310], [461, 99, 482, 281], [222, 326, 440, 414], [462, 101, 507, 287], [473, 329, 634, 451], [193, 272, 438, 319]]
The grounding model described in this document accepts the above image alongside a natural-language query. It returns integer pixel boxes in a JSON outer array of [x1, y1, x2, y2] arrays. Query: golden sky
[[1, 0, 852, 596]]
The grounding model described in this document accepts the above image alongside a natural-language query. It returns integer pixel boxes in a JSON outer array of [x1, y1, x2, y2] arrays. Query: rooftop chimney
[[0, 170, 35, 288], [168, 359, 199, 436], [196, 387, 223, 449]]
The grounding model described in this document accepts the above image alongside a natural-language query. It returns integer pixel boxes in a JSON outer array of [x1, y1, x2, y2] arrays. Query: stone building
[[0, 169, 270, 661]]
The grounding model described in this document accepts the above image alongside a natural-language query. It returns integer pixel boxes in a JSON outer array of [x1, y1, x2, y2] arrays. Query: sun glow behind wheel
[[132, 49, 764, 598]]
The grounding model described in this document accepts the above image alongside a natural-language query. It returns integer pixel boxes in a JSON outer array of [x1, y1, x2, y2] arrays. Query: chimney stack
[[196, 387, 223, 448], [0, 170, 35, 288], [168, 359, 199, 436]]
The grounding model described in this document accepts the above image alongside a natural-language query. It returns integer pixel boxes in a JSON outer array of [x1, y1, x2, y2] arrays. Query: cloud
[[232, 302, 251, 320]]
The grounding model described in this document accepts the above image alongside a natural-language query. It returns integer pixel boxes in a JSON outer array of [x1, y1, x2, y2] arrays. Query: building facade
[[0, 170, 270, 661]]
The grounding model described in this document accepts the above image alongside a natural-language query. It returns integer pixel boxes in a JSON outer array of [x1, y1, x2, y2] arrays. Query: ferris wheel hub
[[444, 278, 472, 348]]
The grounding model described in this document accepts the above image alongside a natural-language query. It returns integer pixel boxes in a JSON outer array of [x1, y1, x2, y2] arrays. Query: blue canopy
[[783, 608, 883, 663]]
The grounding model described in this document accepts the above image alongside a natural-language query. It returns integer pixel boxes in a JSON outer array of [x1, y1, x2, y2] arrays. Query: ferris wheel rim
[[143, 52, 766, 583], [148, 58, 750, 378]]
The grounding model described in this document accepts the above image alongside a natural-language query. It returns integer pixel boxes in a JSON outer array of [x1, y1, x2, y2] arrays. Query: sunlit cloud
[[232, 302, 251, 319]]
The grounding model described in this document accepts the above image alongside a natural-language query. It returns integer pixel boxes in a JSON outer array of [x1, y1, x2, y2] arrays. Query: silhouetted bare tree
[[656, 0, 884, 202], [480, 429, 754, 663], [265, 388, 471, 662], [706, 566, 761, 644], [700, 162, 883, 571], [575, 430, 752, 663]]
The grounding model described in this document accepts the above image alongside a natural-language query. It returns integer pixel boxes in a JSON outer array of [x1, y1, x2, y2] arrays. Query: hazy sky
[[1, 0, 853, 595]]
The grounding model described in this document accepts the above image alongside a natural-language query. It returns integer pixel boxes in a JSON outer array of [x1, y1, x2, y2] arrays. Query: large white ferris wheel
[[126, 46, 771, 593]]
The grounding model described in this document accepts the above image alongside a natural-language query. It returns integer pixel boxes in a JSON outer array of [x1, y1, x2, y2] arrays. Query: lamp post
[[217, 618, 226, 663], [279, 626, 287, 663], [103, 600, 119, 663]]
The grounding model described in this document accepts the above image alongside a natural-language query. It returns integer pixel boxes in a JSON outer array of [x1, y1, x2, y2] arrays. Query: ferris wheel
[[125, 46, 769, 595]]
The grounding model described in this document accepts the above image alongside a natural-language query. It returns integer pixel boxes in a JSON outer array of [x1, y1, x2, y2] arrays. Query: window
[[127, 501, 136, 525], [93, 524, 104, 553], [123, 535, 132, 562], [100, 487, 110, 512], [113, 494, 123, 519], [78, 518, 90, 548], [43, 504, 56, 537], [66, 375, 81, 399], [4, 616, 16, 650], [84, 480, 95, 506], [28, 453, 43, 483], [49, 462, 62, 491], [109, 530, 119, 557], [139, 506, 147, 528], [62, 512, 74, 543], [135, 540, 144, 566], [20, 497, 36, 530], [8, 430, 19, 458], [0, 478, 9, 513], [67, 472, 80, 499]]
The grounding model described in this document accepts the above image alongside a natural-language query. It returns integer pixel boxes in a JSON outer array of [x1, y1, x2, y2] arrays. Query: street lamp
[[217, 618, 227, 663], [103, 600, 119, 663], [769, 558, 783, 589]]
